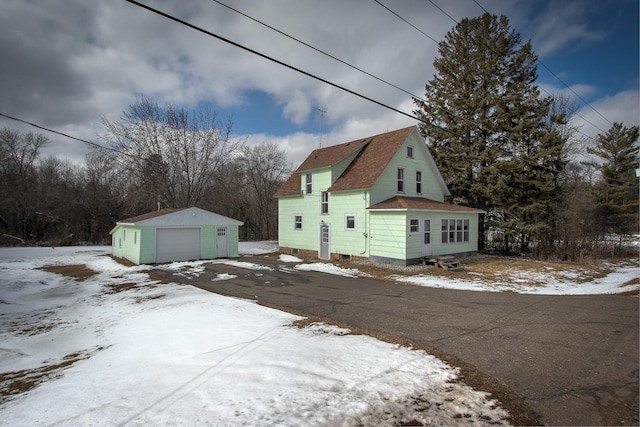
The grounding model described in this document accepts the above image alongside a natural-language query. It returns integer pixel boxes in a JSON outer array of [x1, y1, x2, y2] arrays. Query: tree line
[[0, 97, 290, 246], [1, 13, 637, 261], [414, 13, 639, 260]]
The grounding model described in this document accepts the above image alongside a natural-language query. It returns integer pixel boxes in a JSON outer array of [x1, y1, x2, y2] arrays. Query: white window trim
[[294, 214, 303, 230], [441, 219, 470, 244], [407, 145, 414, 158], [305, 173, 312, 194], [344, 214, 357, 231], [415, 169, 423, 194], [397, 168, 405, 193], [320, 191, 329, 215], [409, 217, 420, 234]]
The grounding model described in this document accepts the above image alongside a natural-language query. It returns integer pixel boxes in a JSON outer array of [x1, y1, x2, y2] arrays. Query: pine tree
[[413, 13, 564, 254], [585, 122, 639, 246]]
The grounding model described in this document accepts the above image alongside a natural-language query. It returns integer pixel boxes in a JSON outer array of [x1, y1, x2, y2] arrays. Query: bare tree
[[239, 142, 290, 239], [100, 95, 244, 210]]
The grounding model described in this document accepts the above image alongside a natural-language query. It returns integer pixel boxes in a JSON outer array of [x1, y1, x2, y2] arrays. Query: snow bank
[[0, 246, 510, 426]]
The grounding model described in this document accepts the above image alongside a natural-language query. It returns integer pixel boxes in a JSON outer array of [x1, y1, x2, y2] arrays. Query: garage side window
[[294, 215, 303, 230], [134, 231, 137, 245]]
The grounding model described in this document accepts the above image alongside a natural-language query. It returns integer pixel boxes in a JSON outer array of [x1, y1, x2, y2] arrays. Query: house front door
[[422, 218, 432, 256], [319, 224, 330, 260]]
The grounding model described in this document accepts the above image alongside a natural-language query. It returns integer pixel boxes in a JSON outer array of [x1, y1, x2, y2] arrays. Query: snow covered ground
[[0, 245, 510, 426]]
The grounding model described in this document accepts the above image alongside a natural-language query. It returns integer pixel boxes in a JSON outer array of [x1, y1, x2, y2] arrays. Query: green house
[[110, 207, 243, 265], [274, 126, 484, 266]]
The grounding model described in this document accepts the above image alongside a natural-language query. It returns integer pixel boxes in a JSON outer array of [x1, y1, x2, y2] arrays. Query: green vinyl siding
[[138, 226, 156, 264], [327, 191, 369, 257], [202, 226, 215, 258], [369, 212, 408, 261], [427, 212, 479, 256], [369, 134, 445, 205]]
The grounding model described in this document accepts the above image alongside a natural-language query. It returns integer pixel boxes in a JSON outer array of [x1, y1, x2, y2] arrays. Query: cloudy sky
[[1, 0, 638, 167]]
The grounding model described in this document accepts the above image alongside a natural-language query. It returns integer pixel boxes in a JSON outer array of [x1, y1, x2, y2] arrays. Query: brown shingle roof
[[328, 126, 415, 191], [274, 136, 370, 198], [274, 126, 416, 197], [117, 208, 185, 224], [368, 196, 485, 213]]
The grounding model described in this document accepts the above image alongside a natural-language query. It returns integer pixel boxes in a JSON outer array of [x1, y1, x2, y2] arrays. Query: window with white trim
[[294, 215, 303, 230], [397, 168, 404, 192], [409, 218, 419, 233], [441, 219, 470, 243], [344, 214, 356, 230], [407, 145, 414, 158], [305, 173, 312, 194], [416, 170, 423, 194], [321, 191, 329, 214], [134, 231, 137, 245]]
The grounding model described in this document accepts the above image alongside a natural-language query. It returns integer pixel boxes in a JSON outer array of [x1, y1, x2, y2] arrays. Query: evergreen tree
[[413, 13, 563, 253], [585, 122, 639, 245]]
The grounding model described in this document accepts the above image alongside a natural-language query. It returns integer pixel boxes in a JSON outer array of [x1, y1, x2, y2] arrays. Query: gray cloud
[[0, 0, 636, 166]]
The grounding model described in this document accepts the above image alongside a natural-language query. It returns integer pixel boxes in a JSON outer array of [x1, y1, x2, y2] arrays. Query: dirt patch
[[103, 282, 138, 294], [0, 346, 105, 405], [334, 255, 634, 289], [37, 264, 98, 281]]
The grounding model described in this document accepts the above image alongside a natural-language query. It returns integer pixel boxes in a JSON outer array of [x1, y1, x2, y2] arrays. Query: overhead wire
[[122, 0, 428, 127], [210, 0, 426, 103], [472, 0, 614, 130], [377, 0, 608, 138]]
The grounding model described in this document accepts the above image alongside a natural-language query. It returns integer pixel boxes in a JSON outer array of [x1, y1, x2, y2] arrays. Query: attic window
[[407, 145, 414, 158]]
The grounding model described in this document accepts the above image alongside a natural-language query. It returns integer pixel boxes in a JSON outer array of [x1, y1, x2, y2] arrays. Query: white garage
[[110, 207, 244, 265]]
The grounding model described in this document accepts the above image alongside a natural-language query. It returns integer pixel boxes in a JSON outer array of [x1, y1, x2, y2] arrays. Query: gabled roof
[[274, 126, 417, 197], [368, 196, 485, 213], [111, 207, 243, 233], [328, 126, 415, 191], [117, 208, 184, 224]]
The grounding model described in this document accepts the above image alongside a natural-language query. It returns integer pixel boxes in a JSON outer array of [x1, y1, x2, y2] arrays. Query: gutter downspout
[[360, 191, 369, 255]]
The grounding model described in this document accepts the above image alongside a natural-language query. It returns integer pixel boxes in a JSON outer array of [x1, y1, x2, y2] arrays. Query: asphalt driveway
[[152, 258, 639, 426]]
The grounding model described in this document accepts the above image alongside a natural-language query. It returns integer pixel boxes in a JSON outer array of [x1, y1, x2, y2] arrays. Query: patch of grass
[[37, 264, 98, 281], [104, 282, 138, 294], [0, 346, 105, 405]]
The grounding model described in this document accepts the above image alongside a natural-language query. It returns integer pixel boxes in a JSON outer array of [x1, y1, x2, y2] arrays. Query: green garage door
[[156, 228, 201, 263]]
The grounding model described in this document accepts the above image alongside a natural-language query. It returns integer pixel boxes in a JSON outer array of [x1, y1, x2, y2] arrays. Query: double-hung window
[[321, 191, 329, 214], [305, 173, 312, 194], [397, 168, 404, 193], [416, 170, 423, 194], [294, 215, 303, 230], [409, 218, 420, 233]]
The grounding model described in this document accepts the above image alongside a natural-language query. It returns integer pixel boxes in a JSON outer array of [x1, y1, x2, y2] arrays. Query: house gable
[[368, 128, 449, 204]]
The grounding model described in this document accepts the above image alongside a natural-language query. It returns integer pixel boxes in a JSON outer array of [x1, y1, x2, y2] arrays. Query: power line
[[0, 112, 117, 153], [427, 0, 458, 25], [123, 0, 424, 125], [472, 0, 614, 129], [374, 0, 439, 44], [211, 0, 426, 103]]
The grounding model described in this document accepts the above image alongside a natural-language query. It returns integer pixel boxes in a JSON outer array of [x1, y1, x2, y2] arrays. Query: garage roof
[[112, 207, 243, 229]]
